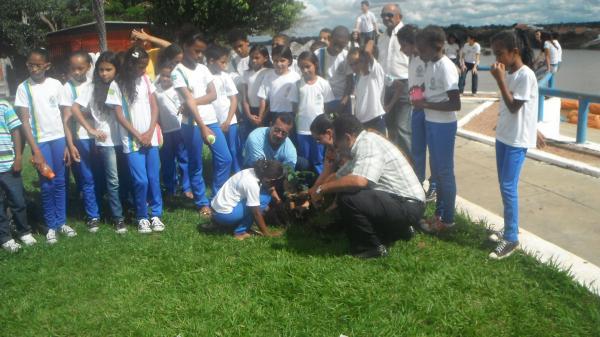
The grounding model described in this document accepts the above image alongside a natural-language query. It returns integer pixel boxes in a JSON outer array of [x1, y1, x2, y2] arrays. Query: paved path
[[453, 100, 600, 266]]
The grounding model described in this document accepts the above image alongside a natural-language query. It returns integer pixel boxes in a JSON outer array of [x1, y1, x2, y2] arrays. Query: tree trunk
[[92, 0, 108, 52]]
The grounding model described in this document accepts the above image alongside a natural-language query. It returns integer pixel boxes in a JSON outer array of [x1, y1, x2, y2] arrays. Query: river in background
[[474, 49, 600, 95]]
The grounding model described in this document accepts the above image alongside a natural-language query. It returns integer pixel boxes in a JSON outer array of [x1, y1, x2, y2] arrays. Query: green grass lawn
[[1, 157, 599, 337]]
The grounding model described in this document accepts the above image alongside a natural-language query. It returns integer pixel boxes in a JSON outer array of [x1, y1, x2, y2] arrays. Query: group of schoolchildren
[[1, 21, 539, 260]]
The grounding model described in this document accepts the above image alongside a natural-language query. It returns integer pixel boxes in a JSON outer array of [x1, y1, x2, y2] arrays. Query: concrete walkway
[[453, 100, 600, 266]]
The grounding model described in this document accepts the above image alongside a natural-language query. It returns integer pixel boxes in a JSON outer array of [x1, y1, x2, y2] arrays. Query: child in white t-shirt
[[459, 35, 481, 94], [413, 26, 461, 233], [444, 33, 460, 66], [106, 46, 165, 234], [71, 51, 128, 233], [171, 32, 232, 217], [207, 45, 242, 173], [241, 45, 272, 143], [210, 159, 284, 240], [289, 51, 334, 174], [59, 51, 101, 232], [257, 45, 301, 125], [347, 44, 386, 134], [154, 48, 192, 200], [488, 29, 539, 259], [14, 48, 73, 244]]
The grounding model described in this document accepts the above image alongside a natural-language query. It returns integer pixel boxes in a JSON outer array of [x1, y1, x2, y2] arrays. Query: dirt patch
[[463, 102, 600, 168]]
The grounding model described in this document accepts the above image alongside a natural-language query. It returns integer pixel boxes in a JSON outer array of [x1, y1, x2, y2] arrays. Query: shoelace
[[495, 240, 509, 253]]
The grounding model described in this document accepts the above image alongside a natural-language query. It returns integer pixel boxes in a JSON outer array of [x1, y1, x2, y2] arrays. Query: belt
[[391, 194, 424, 205]]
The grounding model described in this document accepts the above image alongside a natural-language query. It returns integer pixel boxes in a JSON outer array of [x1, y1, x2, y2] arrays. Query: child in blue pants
[[15, 48, 75, 244], [107, 46, 165, 234], [488, 29, 539, 259]]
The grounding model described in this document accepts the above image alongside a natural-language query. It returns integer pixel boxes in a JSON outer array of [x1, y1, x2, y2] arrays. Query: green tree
[[148, 0, 305, 38]]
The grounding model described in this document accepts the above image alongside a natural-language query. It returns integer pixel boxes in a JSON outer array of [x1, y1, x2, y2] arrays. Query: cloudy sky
[[288, 0, 600, 35]]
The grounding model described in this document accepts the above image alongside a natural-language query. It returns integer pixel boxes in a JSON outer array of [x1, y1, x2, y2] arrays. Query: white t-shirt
[[257, 69, 301, 113], [544, 40, 560, 65], [14, 77, 65, 143], [243, 68, 269, 108], [462, 42, 481, 64], [444, 43, 460, 60], [75, 82, 122, 147], [496, 65, 539, 148], [424, 56, 459, 123], [105, 76, 159, 153], [211, 168, 262, 214], [377, 22, 409, 83], [171, 63, 218, 126], [60, 80, 93, 140], [230, 54, 250, 79], [354, 60, 386, 123], [554, 40, 562, 63], [315, 48, 353, 99], [288, 76, 334, 135], [356, 11, 378, 33], [155, 83, 183, 133], [212, 72, 239, 125], [408, 56, 427, 90]]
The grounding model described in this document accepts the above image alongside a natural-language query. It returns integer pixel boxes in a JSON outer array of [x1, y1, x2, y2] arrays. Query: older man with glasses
[[376, 3, 412, 159]]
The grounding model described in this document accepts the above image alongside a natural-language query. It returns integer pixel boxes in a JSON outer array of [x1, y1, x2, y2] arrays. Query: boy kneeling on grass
[[209, 159, 284, 240], [0, 99, 37, 252]]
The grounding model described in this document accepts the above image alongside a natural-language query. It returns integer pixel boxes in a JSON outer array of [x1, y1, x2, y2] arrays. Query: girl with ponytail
[[487, 29, 538, 259]]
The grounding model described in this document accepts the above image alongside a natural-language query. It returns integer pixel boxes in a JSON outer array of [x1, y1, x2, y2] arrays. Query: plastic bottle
[[32, 160, 55, 179]]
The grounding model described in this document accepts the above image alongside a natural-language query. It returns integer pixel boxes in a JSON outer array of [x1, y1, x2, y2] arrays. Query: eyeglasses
[[381, 12, 395, 19], [26, 63, 48, 70], [271, 126, 288, 137]]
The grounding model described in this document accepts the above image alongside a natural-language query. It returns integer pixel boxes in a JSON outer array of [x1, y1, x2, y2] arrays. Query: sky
[[287, 0, 600, 36]]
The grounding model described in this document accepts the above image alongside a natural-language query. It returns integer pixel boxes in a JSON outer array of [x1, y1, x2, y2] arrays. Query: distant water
[[472, 50, 600, 95]]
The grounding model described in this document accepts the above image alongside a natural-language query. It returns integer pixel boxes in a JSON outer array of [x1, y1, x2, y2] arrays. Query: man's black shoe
[[353, 245, 389, 259]]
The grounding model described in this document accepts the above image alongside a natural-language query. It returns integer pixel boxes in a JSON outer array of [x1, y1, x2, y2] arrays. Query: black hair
[[271, 45, 293, 65], [93, 51, 120, 114], [253, 159, 284, 181], [361, 0, 370, 6], [205, 44, 230, 62], [490, 29, 535, 68], [227, 29, 248, 45], [333, 114, 364, 142], [272, 34, 291, 47], [181, 31, 210, 47], [540, 31, 558, 50], [320, 28, 332, 35], [69, 50, 93, 65], [551, 31, 560, 40], [397, 24, 419, 45], [416, 25, 446, 52], [298, 51, 320, 75], [348, 47, 372, 68], [447, 32, 458, 44], [158, 44, 183, 70], [249, 45, 273, 69], [29, 47, 50, 62], [467, 33, 477, 41], [310, 41, 327, 53], [117, 46, 149, 104], [310, 114, 333, 135], [272, 112, 294, 126]]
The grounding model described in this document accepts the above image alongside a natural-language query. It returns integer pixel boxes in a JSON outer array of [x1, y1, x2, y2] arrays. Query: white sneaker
[[59, 225, 77, 237], [138, 219, 152, 234], [151, 217, 165, 232], [2, 239, 21, 253], [46, 229, 57, 244], [19, 233, 37, 246]]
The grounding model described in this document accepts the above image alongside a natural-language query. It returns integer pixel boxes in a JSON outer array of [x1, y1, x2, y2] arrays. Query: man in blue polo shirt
[[243, 112, 298, 170]]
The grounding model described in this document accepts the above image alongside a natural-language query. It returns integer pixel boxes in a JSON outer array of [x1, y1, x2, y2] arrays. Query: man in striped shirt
[[310, 114, 425, 258]]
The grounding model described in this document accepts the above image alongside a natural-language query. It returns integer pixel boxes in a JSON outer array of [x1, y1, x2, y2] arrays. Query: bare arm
[[11, 127, 23, 173], [61, 106, 75, 164], [131, 28, 171, 48], [194, 82, 217, 106], [242, 84, 253, 119], [113, 105, 143, 143], [490, 62, 525, 114], [175, 86, 215, 143], [17, 107, 46, 170], [257, 98, 268, 125], [139, 93, 159, 146], [71, 102, 106, 141], [250, 206, 280, 237], [415, 90, 461, 112], [221, 95, 238, 133]]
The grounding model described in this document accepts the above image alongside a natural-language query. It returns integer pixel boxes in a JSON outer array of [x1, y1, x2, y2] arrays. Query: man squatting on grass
[[309, 114, 425, 258]]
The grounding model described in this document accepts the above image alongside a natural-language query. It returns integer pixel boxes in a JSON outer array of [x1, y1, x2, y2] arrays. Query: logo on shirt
[[416, 65, 425, 78], [49, 95, 58, 108]]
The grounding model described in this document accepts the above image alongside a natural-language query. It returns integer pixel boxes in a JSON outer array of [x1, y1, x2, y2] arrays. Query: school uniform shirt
[[315, 47, 353, 99], [75, 82, 122, 147], [423, 56, 459, 123], [0, 100, 22, 173], [155, 83, 183, 134], [444, 43, 460, 60], [461, 43, 481, 64], [287, 77, 334, 135], [105, 76, 159, 153], [243, 127, 297, 168], [212, 72, 239, 125], [554, 40, 563, 63], [60, 79, 93, 140], [242, 68, 269, 108], [230, 54, 250, 84], [14, 77, 65, 143], [171, 63, 218, 126], [377, 22, 409, 85], [211, 168, 261, 214], [354, 59, 386, 123], [544, 40, 560, 65], [257, 69, 301, 113], [408, 56, 426, 90], [355, 11, 378, 33], [496, 65, 539, 149]]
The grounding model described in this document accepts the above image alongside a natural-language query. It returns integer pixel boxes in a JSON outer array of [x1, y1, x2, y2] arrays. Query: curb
[[456, 196, 600, 296]]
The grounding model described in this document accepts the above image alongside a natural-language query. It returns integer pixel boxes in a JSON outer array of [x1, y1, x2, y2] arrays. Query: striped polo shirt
[[0, 100, 22, 173]]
